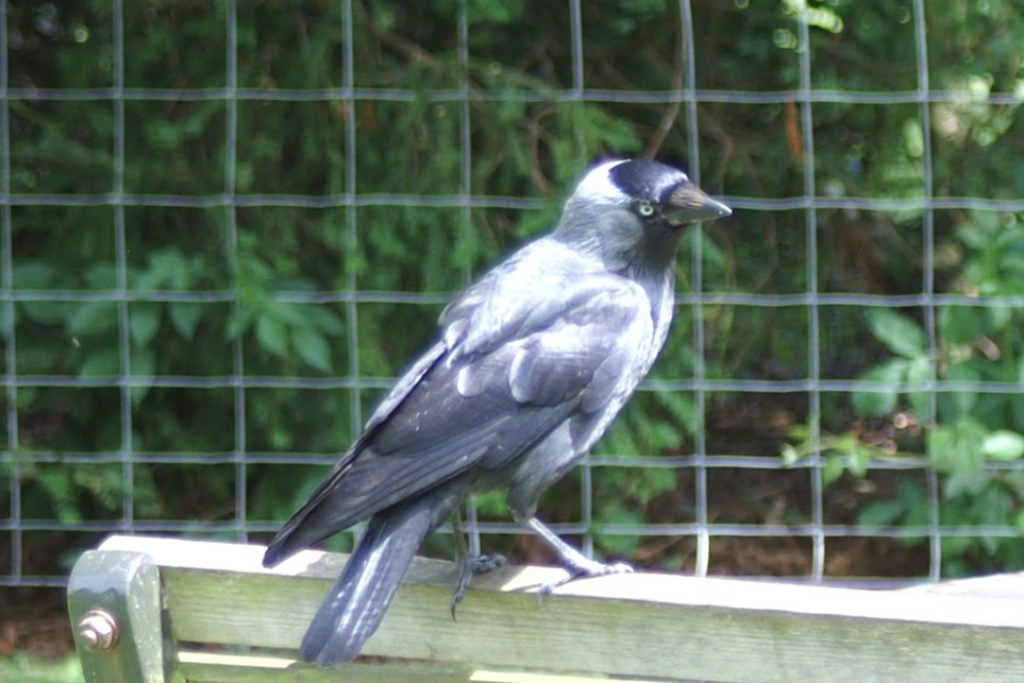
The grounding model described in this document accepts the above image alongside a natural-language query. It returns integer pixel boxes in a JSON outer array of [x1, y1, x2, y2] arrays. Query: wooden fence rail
[[67, 535, 1024, 682]]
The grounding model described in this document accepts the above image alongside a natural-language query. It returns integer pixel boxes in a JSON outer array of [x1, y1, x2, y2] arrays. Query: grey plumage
[[262, 158, 731, 666]]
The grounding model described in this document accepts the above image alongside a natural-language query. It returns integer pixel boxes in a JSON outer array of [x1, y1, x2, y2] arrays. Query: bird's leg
[[449, 509, 507, 620], [450, 511, 472, 620], [519, 516, 633, 595]]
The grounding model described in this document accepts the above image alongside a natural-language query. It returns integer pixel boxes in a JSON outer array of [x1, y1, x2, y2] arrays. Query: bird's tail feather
[[300, 495, 444, 665]]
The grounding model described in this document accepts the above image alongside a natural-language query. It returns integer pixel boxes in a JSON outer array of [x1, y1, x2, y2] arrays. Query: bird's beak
[[663, 182, 732, 225]]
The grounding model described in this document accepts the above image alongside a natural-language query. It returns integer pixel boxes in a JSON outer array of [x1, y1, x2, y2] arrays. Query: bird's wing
[[264, 243, 654, 564]]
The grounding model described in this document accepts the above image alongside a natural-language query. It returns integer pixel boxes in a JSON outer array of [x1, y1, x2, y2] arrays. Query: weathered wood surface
[[88, 534, 1024, 683], [67, 548, 164, 683]]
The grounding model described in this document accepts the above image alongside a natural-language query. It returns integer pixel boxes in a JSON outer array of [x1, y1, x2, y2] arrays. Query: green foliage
[[782, 423, 894, 487], [6, 0, 1024, 579], [2, 0, 665, 547], [0, 654, 83, 683], [792, 211, 1024, 574]]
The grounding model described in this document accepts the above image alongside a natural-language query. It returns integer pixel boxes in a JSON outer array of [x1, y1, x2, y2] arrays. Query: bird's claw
[[538, 558, 633, 597], [451, 553, 507, 620], [470, 553, 507, 574]]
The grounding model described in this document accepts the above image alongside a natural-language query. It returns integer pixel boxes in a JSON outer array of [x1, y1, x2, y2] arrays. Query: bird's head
[[555, 159, 731, 271]]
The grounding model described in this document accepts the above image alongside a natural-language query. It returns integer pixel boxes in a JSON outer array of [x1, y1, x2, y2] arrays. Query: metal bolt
[[77, 609, 120, 651]]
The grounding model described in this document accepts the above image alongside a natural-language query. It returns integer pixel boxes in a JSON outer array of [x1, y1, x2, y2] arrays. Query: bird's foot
[[451, 553, 507, 620], [470, 553, 507, 574], [539, 557, 633, 596]]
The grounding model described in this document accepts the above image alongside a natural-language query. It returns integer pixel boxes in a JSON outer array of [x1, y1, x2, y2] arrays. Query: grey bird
[[262, 159, 731, 665]]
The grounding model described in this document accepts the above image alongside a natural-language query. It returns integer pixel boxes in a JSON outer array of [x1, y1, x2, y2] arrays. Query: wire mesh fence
[[3, 0, 1024, 591]]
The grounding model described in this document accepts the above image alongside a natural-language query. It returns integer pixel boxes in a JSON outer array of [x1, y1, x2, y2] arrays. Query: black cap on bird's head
[[557, 159, 731, 269], [607, 159, 731, 226]]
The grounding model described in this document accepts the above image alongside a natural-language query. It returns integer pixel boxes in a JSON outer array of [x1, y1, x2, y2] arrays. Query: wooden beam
[[97, 535, 1024, 683], [175, 651, 633, 682], [67, 548, 165, 683]]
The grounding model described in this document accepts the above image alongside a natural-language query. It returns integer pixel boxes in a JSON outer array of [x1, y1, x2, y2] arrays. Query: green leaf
[[633, 467, 676, 504], [858, 500, 906, 528], [852, 358, 907, 416], [597, 419, 638, 456], [152, 250, 192, 290], [957, 212, 1000, 246], [256, 314, 289, 358], [938, 305, 986, 345], [944, 469, 990, 498], [130, 303, 161, 348], [986, 304, 1013, 332], [304, 305, 345, 335], [1014, 394, 1024, 430], [847, 447, 870, 478], [225, 308, 255, 339], [995, 225, 1024, 251], [20, 300, 66, 325], [263, 299, 308, 327], [973, 487, 1013, 554], [905, 355, 931, 419], [170, 302, 203, 340], [928, 419, 987, 476], [38, 468, 79, 522], [821, 454, 844, 485], [982, 430, 1024, 461], [79, 348, 120, 377], [594, 505, 643, 557], [942, 360, 981, 417], [646, 420, 682, 450], [292, 326, 332, 373], [131, 349, 156, 407], [133, 250, 196, 291], [866, 308, 925, 358], [655, 390, 697, 437], [12, 261, 56, 288], [84, 264, 119, 289], [68, 300, 118, 336]]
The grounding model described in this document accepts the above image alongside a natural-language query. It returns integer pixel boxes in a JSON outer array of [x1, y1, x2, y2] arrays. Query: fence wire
[[3, 0, 1024, 590]]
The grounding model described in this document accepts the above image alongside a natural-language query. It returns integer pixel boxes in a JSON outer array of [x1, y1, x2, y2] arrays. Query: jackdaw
[[263, 158, 731, 665]]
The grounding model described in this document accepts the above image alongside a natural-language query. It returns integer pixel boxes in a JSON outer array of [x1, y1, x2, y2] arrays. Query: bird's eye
[[637, 201, 655, 217]]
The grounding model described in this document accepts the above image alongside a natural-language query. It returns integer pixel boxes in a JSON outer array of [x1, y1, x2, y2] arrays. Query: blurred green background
[[3, 0, 1024, 674]]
